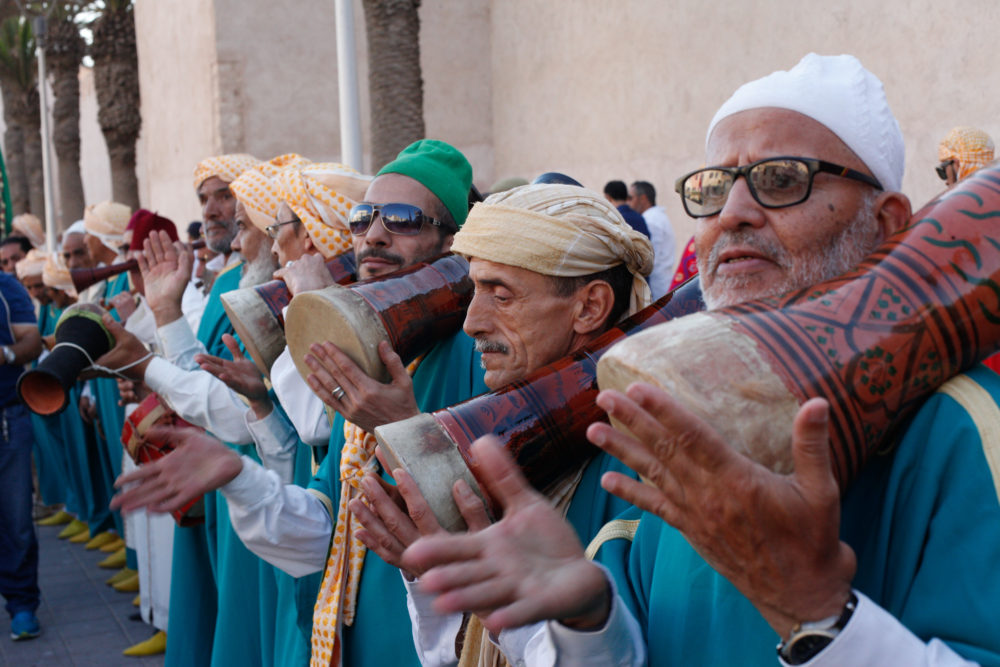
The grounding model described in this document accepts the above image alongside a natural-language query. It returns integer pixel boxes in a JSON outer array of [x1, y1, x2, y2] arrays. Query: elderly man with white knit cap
[[399, 54, 1000, 667]]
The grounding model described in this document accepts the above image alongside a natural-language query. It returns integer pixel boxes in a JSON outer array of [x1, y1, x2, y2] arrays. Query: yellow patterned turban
[[275, 162, 371, 259], [42, 251, 75, 296], [453, 183, 654, 318], [938, 126, 996, 181], [15, 249, 47, 279], [83, 201, 132, 252], [192, 153, 261, 190], [229, 154, 312, 233], [11, 214, 44, 248]]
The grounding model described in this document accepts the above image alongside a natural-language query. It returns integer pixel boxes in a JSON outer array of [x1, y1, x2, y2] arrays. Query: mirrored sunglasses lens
[[348, 205, 375, 235], [749, 160, 810, 206], [379, 204, 424, 235]]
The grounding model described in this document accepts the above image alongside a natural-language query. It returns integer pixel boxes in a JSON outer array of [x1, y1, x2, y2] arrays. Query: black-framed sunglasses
[[935, 159, 956, 181], [674, 156, 884, 218], [348, 203, 443, 236], [265, 217, 300, 239]]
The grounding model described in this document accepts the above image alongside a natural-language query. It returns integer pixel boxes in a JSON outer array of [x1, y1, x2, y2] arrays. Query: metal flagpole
[[33, 15, 57, 254], [334, 0, 363, 171]]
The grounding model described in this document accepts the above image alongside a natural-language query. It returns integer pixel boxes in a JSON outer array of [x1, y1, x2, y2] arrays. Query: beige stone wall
[[134, 0, 222, 226], [107, 0, 1000, 261], [487, 0, 1000, 266]]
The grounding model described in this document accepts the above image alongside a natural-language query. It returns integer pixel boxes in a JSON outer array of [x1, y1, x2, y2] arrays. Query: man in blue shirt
[[0, 272, 42, 640]]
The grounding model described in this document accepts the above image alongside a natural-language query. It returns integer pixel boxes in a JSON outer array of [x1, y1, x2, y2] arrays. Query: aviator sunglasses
[[674, 156, 883, 218], [348, 203, 444, 236]]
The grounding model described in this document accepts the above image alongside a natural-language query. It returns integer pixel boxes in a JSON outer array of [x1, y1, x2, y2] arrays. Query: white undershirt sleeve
[[155, 316, 206, 370], [245, 405, 299, 483], [143, 356, 253, 444], [270, 347, 332, 447], [222, 456, 332, 577], [403, 574, 464, 667], [784, 591, 980, 667]]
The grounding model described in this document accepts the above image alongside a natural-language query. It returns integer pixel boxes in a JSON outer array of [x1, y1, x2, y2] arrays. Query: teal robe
[[29, 302, 73, 507], [91, 272, 131, 536], [309, 330, 488, 667], [598, 365, 1000, 666], [166, 261, 244, 667]]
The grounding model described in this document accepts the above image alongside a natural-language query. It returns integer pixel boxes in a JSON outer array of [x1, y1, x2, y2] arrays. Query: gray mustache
[[474, 339, 509, 354]]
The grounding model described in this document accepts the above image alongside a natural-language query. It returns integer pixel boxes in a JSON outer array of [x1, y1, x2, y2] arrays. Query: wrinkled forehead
[[706, 108, 868, 173], [468, 256, 555, 294]]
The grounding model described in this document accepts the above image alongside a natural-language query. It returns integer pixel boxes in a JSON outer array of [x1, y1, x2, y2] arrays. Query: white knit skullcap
[[707, 53, 904, 193]]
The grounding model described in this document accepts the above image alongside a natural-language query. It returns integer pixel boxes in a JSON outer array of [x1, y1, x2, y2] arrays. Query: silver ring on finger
[[332, 386, 346, 401]]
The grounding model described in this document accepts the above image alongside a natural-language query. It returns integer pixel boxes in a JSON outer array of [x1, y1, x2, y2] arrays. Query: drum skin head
[[285, 284, 392, 385], [221, 286, 287, 377]]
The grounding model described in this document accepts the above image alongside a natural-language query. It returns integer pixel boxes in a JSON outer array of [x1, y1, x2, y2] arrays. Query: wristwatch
[[778, 592, 858, 665], [1, 346, 13, 364]]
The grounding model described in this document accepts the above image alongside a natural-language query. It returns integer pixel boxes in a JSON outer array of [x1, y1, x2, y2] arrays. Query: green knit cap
[[376, 139, 472, 228]]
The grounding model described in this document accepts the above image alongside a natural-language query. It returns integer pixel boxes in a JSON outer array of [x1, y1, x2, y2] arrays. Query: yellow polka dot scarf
[[276, 163, 371, 259], [311, 358, 422, 667], [192, 153, 261, 190], [229, 154, 311, 233], [938, 126, 996, 181]]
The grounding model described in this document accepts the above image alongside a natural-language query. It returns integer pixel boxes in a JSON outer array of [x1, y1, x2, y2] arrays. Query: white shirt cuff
[[245, 406, 298, 483], [403, 574, 464, 667], [785, 591, 978, 667]]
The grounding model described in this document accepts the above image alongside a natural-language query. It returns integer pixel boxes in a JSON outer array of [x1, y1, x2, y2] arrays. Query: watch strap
[[778, 591, 858, 665]]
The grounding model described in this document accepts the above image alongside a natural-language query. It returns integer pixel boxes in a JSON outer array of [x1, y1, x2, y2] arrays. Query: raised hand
[[587, 385, 856, 638], [195, 333, 271, 417], [110, 424, 243, 514], [401, 437, 611, 634], [304, 340, 418, 433], [272, 253, 335, 297], [137, 230, 193, 326], [350, 450, 491, 579]]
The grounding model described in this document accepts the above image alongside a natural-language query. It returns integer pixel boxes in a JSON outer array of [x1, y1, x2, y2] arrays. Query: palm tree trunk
[[91, 1, 140, 210], [19, 85, 44, 219], [46, 14, 85, 229], [361, 0, 425, 169], [0, 85, 28, 214]]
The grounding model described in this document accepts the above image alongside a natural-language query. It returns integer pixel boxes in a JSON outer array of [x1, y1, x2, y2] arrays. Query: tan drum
[[220, 251, 356, 376], [285, 253, 472, 385]]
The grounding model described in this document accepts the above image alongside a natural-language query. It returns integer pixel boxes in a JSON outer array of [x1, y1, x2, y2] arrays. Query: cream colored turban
[[42, 251, 75, 296], [275, 162, 371, 259], [938, 126, 996, 181], [83, 201, 132, 252], [11, 214, 44, 248], [229, 154, 311, 233], [453, 183, 654, 318], [193, 153, 261, 190], [15, 249, 47, 279]]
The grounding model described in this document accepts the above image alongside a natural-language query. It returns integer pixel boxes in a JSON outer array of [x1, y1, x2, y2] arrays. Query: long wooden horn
[[598, 162, 1000, 490], [374, 277, 706, 531], [69, 239, 206, 293]]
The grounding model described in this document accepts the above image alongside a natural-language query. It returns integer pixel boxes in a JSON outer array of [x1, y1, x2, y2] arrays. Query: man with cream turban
[[108, 139, 490, 667], [11, 213, 44, 249], [937, 126, 995, 185], [344, 182, 651, 666]]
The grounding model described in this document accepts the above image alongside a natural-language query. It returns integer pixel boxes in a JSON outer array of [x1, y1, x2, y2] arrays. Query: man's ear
[[439, 233, 455, 253], [573, 280, 615, 336], [874, 191, 912, 242]]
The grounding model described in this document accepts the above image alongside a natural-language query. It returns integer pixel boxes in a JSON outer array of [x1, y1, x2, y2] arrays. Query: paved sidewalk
[[1, 522, 165, 667]]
